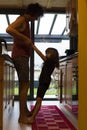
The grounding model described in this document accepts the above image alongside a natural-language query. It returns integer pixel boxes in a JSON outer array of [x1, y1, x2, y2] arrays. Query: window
[[0, 12, 69, 99]]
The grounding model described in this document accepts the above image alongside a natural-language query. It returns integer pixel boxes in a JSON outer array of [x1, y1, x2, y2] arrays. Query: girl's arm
[[31, 44, 46, 61]]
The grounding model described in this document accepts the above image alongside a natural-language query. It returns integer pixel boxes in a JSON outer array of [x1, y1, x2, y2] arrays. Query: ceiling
[[0, 0, 69, 9]]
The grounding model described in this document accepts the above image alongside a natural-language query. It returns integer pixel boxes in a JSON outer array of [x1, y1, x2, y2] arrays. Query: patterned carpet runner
[[31, 105, 77, 130]]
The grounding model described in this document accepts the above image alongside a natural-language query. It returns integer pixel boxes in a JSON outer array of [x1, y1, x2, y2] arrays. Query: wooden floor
[[3, 101, 78, 130]]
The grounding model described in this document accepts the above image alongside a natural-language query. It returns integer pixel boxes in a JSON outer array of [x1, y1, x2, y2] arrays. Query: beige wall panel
[[0, 0, 68, 8], [47, 0, 69, 8], [0, 0, 22, 8]]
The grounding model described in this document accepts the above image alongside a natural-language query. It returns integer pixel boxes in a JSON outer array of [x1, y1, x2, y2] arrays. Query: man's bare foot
[[26, 108, 35, 117], [26, 111, 33, 117], [28, 116, 35, 124], [18, 116, 35, 124], [18, 116, 30, 124]]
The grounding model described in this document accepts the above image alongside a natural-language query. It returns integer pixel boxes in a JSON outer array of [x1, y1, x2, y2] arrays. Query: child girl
[[29, 44, 59, 124]]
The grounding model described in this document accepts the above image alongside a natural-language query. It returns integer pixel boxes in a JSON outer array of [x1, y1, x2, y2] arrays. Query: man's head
[[25, 3, 44, 18]]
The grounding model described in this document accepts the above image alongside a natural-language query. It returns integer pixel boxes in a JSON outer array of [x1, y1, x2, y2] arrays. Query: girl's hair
[[45, 47, 59, 68], [25, 3, 44, 17]]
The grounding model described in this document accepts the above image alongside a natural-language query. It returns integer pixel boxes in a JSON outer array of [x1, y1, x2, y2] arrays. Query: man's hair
[[45, 47, 59, 68], [25, 3, 44, 17]]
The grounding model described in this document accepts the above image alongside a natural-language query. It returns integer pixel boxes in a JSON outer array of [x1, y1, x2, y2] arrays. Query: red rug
[[31, 105, 77, 130]]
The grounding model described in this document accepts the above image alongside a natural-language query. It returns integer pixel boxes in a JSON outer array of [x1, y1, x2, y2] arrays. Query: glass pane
[[14, 71, 19, 95], [51, 14, 66, 34], [0, 14, 8, 33], [38, 14, 55, 34], [34, 20, 38, 34], [8, 14, 20, 23]]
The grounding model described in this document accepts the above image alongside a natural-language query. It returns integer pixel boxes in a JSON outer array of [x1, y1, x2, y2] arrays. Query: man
[[6, 3, 44, 124]]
